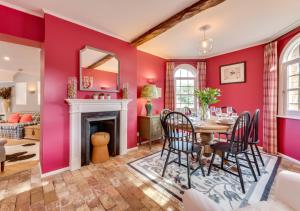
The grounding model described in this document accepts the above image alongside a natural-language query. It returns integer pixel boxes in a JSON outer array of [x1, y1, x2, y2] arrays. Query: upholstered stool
[[91, 132, 110, 163], [0, 138, 7, 172]]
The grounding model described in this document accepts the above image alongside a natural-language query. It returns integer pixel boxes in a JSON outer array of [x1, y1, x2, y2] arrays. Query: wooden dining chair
[[183, 107, 192, 115], [208, 112, 257, 194], [247, 109, 264, 176], [160, 108, 172, 157], [162, 112, 205, 189], [218, 106, 237, 141]]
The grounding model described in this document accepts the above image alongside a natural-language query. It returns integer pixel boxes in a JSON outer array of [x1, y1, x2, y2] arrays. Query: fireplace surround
[[65, 99, 131, 171]]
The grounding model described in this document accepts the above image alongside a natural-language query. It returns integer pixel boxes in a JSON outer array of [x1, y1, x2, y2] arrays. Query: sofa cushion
[[8, 113, 20, 123], [20, 114, 33, 123]]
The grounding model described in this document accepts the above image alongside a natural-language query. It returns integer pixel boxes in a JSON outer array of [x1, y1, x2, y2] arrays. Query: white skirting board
[[41, 166, 70, 178]]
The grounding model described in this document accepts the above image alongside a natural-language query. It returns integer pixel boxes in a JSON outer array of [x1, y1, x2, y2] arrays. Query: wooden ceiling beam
[[87, 54, 113, 69], [130, 0, 225, 47]]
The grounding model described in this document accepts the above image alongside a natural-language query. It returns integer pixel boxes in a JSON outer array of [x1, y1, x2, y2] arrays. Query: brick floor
[[0, 142, 299, 210]]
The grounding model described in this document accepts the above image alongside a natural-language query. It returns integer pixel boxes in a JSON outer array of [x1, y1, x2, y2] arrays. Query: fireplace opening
[[81, 111, 120, 166]]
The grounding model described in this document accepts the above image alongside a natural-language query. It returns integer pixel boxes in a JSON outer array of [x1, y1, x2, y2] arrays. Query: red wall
[[206, 45, 265, 143], [137, 50, 166, 116], [0, 5, 44, 42], [278, 117, 300, 161], [277, 27, 300, 160], [42, 14, 138, 173], [82, 68, 118, 90]]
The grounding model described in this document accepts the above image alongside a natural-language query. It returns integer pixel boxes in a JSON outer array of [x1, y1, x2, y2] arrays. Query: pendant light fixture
[[199, 25, 213, 55]]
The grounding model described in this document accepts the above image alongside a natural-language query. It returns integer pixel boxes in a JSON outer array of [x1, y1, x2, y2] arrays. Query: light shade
[[141, 84, 158, 99]]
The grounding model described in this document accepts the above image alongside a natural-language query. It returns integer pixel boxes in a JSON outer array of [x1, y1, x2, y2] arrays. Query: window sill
[[277, 115, 300, 121]]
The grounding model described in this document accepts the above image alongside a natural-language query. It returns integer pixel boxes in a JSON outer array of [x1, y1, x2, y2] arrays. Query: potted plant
[[194, 88, 220, 120], [0, 87, 12, 120]]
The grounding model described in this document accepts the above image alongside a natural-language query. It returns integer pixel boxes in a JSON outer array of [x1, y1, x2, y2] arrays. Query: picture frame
[[220, 62, 246, 84]]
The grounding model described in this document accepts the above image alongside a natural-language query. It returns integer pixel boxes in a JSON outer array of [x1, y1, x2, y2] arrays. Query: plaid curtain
[[165, 62, 176, 110], [263, 41, 278, 155], [197, 62, 207, 90]]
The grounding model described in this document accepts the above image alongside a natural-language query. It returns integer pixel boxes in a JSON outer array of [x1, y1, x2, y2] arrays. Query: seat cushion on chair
[[235, 201, 294, 211], [171, 141, 200, 153]]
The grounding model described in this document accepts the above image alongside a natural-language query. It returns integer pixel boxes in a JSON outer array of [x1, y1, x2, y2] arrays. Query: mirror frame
[[79, 45, 120, 92]]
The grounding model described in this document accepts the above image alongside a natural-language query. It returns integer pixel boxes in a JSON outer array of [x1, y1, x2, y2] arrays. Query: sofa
[[0, 112, 40, 139], [0, 138, 7, 172], [183, 170, 300, 211]]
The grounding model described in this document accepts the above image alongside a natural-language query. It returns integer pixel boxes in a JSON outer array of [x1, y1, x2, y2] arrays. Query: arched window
[[279, 33, 300, 117], [174, 64, 197, 111]]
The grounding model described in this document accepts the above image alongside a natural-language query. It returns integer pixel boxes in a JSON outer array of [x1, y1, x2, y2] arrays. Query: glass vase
[[200, 104, 210, 121]]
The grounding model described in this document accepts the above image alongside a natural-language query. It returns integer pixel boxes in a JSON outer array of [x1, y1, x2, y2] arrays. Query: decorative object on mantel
[[92, 93, 98, 99], [199, 25, 213, 55], [220, 62, 246, 84], [99, 93, 105, 100], [82, 76, 93, 89], [141, 84, 159, 116], [0, 87, 12, 120], [194, 88, 220, 121], [122, 83, 129, 99], [106, 94, 111, 100], [67, 77, 77, 99]]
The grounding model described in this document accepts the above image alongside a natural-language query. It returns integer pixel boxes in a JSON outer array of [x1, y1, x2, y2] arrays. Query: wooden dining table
[[190, 118, 234, 157]]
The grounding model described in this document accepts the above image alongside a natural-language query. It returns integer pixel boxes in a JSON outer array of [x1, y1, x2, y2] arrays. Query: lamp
[[141, 84, 158, 116], [199, 25, 213, 55]]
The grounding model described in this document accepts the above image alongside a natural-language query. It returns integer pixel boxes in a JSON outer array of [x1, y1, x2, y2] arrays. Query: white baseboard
[[278, 153, 300, 165], [127, 146, 138, 152], [41, 166, 70, 178]]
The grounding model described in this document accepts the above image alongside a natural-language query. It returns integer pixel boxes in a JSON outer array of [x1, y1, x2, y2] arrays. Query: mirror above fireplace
[[79, 46, 120, 92]]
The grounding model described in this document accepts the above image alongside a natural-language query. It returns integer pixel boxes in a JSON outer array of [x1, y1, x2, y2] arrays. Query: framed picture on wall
[[220, 62, 246, 84]]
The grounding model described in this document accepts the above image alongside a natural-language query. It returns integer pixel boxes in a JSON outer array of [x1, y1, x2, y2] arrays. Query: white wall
[[11, 73, 40, 112]]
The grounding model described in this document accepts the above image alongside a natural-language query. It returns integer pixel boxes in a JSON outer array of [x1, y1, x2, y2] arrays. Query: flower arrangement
[[194, 88, 220, 120], [0, 87, 12, 99]]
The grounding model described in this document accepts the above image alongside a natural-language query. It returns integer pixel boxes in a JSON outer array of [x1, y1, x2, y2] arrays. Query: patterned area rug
[[128, 151, 280, 210], [5, 142, 39, 166]]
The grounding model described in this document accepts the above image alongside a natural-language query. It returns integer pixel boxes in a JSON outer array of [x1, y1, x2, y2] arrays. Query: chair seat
[[170, 141, 200, 153], [211, 141, 240, 154]]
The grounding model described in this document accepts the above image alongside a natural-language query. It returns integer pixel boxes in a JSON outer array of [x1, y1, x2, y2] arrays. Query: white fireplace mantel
[[65, 98, 131, 171]]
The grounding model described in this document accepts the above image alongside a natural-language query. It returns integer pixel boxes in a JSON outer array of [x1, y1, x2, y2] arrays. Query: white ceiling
[[1, 0, 300, 59], [0, 41, 41, 77]]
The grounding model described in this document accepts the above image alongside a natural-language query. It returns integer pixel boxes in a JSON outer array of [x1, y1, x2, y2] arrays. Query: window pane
[[187, 70, 194, 77], [287, 63, 299, 76], [177, 95, 189, 104], [288, 90, 299, 104], [187, 86, 194, 94], [175, 80, 181, 87], [181, 87, 189, 94], [288, 44, 300, 61], [288, 75, 299, 89], [288, 103, 299, 111], [187, 80, 194, 86], [174, 70, 181, 78], [188, 96, 194, 104], [176, 103, 182, 109], [181, 80, 188, 86], [180, 69, 188, 77], [176, 86, 181, 94]]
